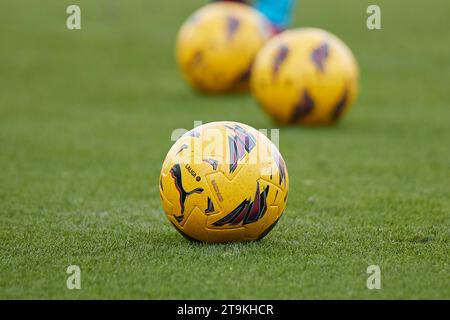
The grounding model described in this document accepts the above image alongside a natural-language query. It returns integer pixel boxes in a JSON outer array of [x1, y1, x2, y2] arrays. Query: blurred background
[[0, 0, 449, 299]]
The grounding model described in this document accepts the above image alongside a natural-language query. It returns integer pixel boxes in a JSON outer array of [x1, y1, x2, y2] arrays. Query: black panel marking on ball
[[174, 214, 184, 223], [203, 158, 219, 170], [212, 182, 270, 226], [330, 88, 349, 121], [274, 190, 279, 202], [226, 124, 256, 174], [311, 42, 330, 73], [272, 146, 287, 186], [272, 44, 290, 75], [176, 144, 188, 156], [290, 90, 315, 123], [205, 197, 215, 214], [226, 15, 241, 41], [283, 191, 288, 203]]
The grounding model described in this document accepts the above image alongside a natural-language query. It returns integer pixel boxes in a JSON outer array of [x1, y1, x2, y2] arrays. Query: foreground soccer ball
[[176, 2, 271, 93], [251, 28, 359, 125], [159, 122, 289, 243]]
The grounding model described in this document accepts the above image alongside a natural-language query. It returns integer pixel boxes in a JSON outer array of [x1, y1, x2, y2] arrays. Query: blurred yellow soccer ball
[[159, 121, 289, 243], [176, 2, 271, 93], [251, 28, 359, 125]]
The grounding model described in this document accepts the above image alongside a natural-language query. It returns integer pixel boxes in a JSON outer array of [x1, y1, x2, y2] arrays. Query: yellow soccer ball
[[159, 121, 289, 243], [176, 2, 271, 93], [251, 28, 359, 125]]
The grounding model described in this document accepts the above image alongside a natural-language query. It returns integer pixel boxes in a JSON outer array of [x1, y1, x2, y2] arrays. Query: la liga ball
[[159, 121, 289, 243], [251, 28, 359, 125], [176, 2, 271, 93]]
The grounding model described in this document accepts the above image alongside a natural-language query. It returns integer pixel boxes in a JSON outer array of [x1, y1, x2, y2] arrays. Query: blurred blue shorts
[[254, 0, 296, 29]]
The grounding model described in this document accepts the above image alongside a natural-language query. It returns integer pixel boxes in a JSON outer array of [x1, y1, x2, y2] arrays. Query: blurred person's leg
[[212, 0, 296, 34], [212, 0, 250, 3], [254, 0, 296, 33]]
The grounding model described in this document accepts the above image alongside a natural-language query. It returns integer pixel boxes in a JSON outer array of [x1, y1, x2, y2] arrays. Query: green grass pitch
[[0, 0, 449, 299]]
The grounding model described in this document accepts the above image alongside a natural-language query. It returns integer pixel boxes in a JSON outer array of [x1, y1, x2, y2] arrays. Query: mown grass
[[0, 0, 448, 299]]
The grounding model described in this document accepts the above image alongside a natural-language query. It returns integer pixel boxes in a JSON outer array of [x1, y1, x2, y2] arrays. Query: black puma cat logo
[[170, 164, 204, 216]]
